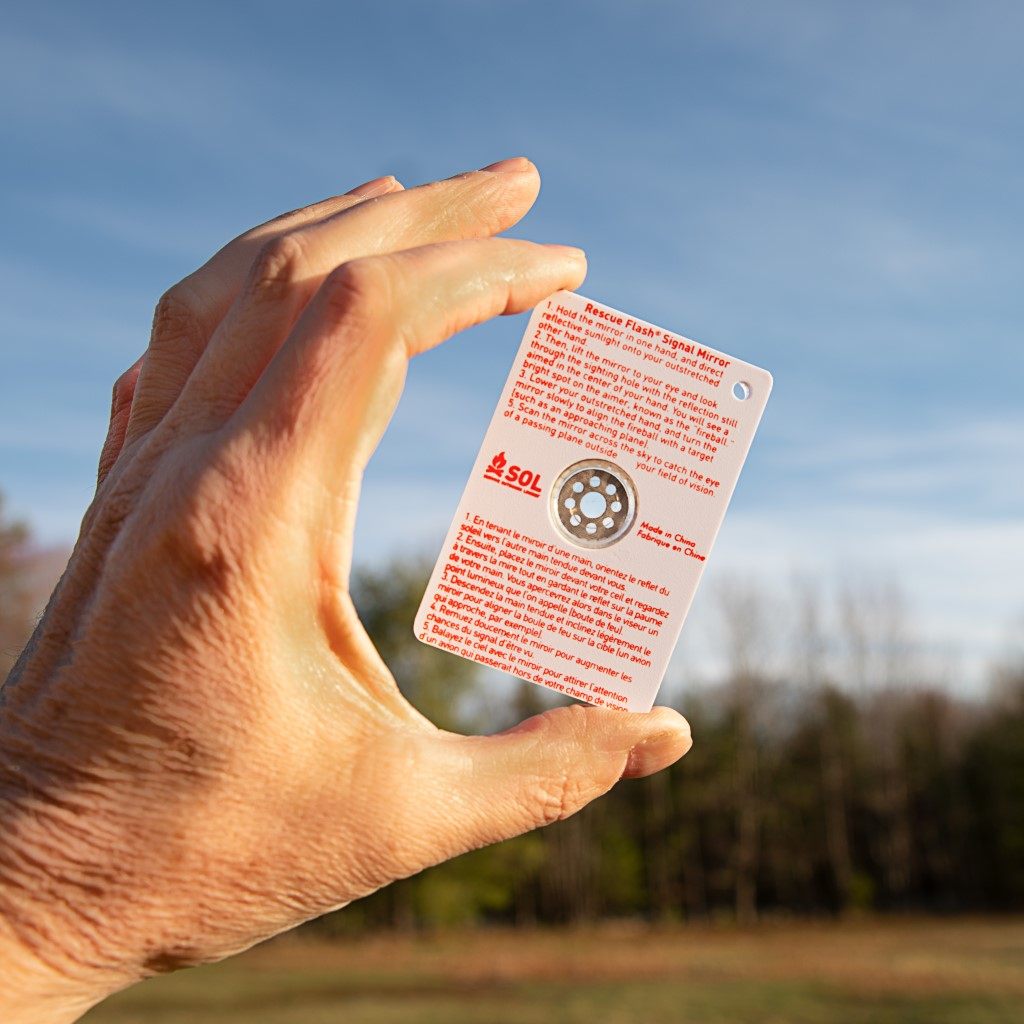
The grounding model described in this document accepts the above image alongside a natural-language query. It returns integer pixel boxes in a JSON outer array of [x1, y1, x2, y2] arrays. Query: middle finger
[[171, 158, 541, 433]]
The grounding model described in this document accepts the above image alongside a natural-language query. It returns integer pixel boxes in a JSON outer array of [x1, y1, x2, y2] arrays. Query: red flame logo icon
[[486, 451, 507, 478]]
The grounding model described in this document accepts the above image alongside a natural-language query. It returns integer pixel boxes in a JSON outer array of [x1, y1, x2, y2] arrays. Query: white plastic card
[[414, 291, 772, 712]]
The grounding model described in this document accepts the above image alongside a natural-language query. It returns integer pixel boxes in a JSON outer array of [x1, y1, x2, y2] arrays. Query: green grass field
[[82, 918, 1024, 1024]]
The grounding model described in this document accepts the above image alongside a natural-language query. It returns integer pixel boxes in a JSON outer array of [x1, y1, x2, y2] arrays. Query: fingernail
[[347, 175, 400, 198], [546, 244, 587, 262], [623, 723, 692, 779], [480, 156, 533, 174]]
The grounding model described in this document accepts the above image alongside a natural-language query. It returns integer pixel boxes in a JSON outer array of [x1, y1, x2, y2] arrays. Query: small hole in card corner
[[732, 380, 751, 401]]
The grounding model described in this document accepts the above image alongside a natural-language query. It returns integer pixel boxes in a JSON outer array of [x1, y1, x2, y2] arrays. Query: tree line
[[1, 497, 1021, 931], [338, 557, 1024, 931]]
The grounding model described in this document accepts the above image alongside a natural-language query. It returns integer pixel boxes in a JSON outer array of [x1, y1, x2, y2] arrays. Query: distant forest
[[344, 557, 1024, 931], [2, 495, 1021, 932]]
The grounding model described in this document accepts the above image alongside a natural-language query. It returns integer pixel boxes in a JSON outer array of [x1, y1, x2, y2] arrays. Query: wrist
[[0, 787, 125, 1023], [0, 927, 110, 1024]]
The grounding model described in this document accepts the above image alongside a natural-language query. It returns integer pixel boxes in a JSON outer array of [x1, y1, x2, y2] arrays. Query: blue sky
[[1, 1, 1021, 691]]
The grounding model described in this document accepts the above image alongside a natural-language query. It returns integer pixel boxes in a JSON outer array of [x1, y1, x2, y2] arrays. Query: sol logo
[[483, 451, 542, 497]]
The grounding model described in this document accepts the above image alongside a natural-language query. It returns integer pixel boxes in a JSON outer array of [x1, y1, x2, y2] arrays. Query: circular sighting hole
[[579, 491, 607, 519], [732, 380, 751, 401], [550, 459, 639, 549]]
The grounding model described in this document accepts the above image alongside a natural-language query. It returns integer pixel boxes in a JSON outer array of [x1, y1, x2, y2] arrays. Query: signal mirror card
[[414, 291, 772, 712]]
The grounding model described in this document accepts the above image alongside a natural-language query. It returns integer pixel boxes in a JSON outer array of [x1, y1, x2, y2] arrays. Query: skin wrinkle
[[0, 797, 131, 980], [40, 562, 244, 771]]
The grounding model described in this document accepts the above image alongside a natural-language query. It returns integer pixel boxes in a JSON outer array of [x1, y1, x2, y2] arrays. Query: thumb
[[422, 704, 692, 859]]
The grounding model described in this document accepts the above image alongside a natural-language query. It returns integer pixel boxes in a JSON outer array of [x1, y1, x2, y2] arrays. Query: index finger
[[238, 236, 587, 478]]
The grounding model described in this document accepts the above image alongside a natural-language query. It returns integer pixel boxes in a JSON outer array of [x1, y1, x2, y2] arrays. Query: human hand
[[0, 158, 691, 1023]]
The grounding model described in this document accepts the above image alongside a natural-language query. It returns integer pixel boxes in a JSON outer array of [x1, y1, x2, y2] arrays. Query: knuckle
[[548, 702, 591, 739], [151, 285, 202, 353], [530, 770, 582, 826], [520, 705, 600, 826], [111, 360, 142, 408], [162, 514, 237, 592], [248, 233, 307, 299], [322, 257, 391, 317], [95, 482, 139, 538], [156, 455, 249, 584]]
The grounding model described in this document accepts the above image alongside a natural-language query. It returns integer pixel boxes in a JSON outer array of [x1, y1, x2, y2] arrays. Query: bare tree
[[839, 579, 916, 905], [716, 580, 776, 924], [794, 577, 854, 911], [0, 494, 67, 682]]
